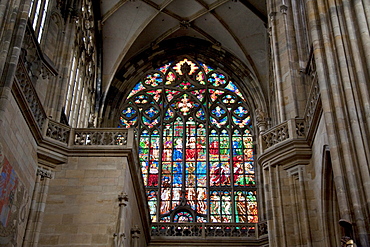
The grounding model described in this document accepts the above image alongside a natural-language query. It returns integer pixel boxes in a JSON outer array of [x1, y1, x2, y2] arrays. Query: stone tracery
[[119, 58, 258, 224]]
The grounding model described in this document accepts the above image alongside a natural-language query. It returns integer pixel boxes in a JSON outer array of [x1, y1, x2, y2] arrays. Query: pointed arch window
[[119, 58, 258, 223], [28, 0, 50, 43]]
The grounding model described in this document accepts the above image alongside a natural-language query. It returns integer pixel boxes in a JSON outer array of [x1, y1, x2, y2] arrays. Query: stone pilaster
[[305, 0, 370, 244], [114, 192, 128, 247], [23, 166, 53, 247], [131, 225, 140, 247]]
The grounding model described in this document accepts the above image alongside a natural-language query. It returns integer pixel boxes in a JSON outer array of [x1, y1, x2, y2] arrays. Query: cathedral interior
[[0, 0, 369, 246]]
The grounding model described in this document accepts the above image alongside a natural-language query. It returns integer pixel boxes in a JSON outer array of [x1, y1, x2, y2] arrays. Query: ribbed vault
[[101, 37, 267, 127], [99, 0, 268, 114]]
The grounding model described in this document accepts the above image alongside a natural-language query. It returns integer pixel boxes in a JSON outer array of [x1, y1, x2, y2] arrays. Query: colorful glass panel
[[120, 116, 137, 128], [158, 63, 171, 74], [144, 73, 162, 87], [226, 81, 245, 100], [119, 58, 256, 223], [196, 71, 206, 84], [165, 89, 180, 102], [199, 62, 214, 74], [127, 82, 145, 99], [208, 72, 226, 86], [166, 71, 176, 85], [173, 58, 199, 75], [190, 89, 206, 102], [147, 190, 158, 222], [174, 211, 193, 223], [147, 89, 162, 101]]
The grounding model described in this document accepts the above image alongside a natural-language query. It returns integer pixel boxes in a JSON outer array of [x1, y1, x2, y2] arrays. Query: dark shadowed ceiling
[[99, 0, 268, 99]]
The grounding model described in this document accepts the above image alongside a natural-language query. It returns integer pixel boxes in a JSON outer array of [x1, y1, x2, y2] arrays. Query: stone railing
[[304, 45, 317, 82], [12, 20, 57, 141], [260, 46, 320, 152], [261, 118, 306, 150], [13, 68, 130, 148], [304, 76, 320, 131], [151, 222, 267, 239], [45, 119, 71, 144], [14, 57, 47, 131], [73, 128, 128, 146], [22, 20, 57, 82], [303, 45, 321, 136], [43, 119, 130, 148]]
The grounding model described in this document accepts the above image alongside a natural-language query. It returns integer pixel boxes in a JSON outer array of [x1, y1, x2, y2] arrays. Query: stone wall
[[39, 155, 148, 247], [0, 92, 38, 245], [309, 116, 341, 246]]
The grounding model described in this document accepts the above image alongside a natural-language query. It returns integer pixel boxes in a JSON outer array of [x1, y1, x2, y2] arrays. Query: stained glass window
[[120, 58, 257, 223]]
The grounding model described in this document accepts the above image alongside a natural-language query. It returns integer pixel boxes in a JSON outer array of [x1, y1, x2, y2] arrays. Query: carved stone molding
[[259, 118, 311, 169], [151, 223, 256, 238], [261, 121, 289, 149], [132, 224, 140, 232], [74, 129, 128, 145], [14, 60, 47, 131], [46, 119, 71, 144], [255, 108, 267, 132], [287, 165, 305, 180], [131, 225, 141, 247], [36, 167, 53, 179], [280, 5, 288, 15], [269, 11, 277, 21], [22, 21, 58, 81], [118, 192, 128, 207]]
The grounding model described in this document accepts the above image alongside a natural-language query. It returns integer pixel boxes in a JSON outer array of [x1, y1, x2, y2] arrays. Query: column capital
[[131, 225, 140, 238], [37, 167, 53, 179], [280, 4, 288, 15], [269, 11, 277, 20], [118, 192, 128, 206]]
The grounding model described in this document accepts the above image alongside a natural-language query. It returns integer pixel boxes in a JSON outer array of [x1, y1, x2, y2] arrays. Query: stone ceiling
[[99, 0, 268, 98]]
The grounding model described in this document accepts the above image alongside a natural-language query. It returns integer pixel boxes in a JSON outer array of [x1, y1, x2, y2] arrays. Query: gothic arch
[[43, 11, 63, 62], [116, 57, 260, 223], [321, 145, 341, 246], [100, 37, 268, 127]]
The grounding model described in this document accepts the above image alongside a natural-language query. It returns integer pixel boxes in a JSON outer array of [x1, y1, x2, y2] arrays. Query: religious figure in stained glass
[[119, 57, 257, 223]]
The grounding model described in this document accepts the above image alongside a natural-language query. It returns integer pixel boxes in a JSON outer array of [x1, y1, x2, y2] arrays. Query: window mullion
[[121, 59, 256, 224]]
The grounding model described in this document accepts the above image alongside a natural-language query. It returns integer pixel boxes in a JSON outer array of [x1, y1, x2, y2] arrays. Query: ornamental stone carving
[[151, 223, 259, 238], [118, 192, 128, 207], [46, 120, 71, 144], [74, 130, 128, 145], [15, 61, 47, 130], [255, 108, 267, 132], [36, 167, 53, 179]]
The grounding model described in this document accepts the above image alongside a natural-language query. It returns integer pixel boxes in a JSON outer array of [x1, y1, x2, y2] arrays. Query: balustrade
[[304, 77, 320, 130], [45, 119, 71, 144], [15, 57, 47, 131], [73, 129, 128, 146], [261, 118, 307, 151], [151, 222, 267, 239]]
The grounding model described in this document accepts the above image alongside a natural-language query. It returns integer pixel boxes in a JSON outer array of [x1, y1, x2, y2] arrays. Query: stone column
[[0, 0, 30, 117], [305, 0, 370, 244], [131, 225, 140, 247], [268, 11, 286, 122], [280, 2, 299, 118], [114, 192, 128, 247], [23, 167, 53, 247]]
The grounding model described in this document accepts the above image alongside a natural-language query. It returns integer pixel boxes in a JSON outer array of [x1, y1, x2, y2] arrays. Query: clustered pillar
[[23, 167, 53, 246]]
